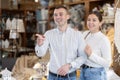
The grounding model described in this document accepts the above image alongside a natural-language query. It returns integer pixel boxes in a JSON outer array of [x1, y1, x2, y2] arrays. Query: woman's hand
[[85, 45, 92, 56]]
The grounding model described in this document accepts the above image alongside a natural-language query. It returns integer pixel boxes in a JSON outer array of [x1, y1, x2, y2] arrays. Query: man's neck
[[58, 24, 68, 32]]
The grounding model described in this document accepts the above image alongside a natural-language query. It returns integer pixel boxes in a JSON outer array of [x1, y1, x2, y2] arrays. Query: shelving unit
[[0, 0, 39, 58], [47, 0, 114, 29], [0, 0, 115, 56]]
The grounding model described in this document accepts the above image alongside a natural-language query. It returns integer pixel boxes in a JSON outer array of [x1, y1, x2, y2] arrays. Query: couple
[[35, 6, 112, 80]]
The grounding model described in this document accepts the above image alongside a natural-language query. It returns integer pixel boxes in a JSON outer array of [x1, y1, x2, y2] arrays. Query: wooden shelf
[[48, 0, 114, 30], [0, 0, 115, 52], [19, 1, 39, 5], [19, 2, 40, 11], [64, 1, 85, 5], [89, 0, 103, 2]]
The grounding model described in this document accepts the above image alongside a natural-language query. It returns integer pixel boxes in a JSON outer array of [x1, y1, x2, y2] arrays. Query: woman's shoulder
[[82, 30, 90, 37], [83, 30, 90, 34], [99, 32, 110, 43]]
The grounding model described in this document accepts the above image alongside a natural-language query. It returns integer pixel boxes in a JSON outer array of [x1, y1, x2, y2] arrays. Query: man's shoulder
[[46, 28, 57, 33]]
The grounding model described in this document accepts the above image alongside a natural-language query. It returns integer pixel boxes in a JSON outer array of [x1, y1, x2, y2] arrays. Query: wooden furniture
[[47, 0, 114, 29], [0, 0, 115, 57], [0, 0, 39, 47], [3, 47, 34, 58], [113, 0, 120, 76], [0, 0, 115, 47]]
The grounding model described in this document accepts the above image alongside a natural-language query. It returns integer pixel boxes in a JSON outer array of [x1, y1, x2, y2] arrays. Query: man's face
[[53, 8, 69, 27]]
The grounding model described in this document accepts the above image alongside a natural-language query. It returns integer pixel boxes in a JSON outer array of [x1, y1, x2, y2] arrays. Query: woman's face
[[87, 14, 102, 33]]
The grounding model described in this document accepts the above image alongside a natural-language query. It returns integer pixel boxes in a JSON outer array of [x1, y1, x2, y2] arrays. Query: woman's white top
[[83, 31, 112, 68]]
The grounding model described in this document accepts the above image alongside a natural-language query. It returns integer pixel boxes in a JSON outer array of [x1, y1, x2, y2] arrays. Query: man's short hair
[[54, 5, 69, 14], [55, 5, 68, 10]]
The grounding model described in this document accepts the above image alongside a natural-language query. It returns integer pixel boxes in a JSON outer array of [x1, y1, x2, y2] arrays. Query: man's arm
[[35, 33, 49, 57]]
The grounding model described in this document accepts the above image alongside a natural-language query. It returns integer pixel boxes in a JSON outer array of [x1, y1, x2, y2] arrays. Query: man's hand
[[36, 34, 45, 46], [57, 63, 71, 76]]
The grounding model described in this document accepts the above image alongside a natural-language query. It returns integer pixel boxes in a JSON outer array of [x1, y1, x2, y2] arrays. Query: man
[[35, 6, 87, 80]]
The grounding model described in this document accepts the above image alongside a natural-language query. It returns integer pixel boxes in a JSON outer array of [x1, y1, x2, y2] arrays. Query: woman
[[80, 11, 112, 80]]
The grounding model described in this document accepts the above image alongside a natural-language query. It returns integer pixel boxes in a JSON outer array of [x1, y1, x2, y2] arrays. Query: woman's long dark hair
[[89, 11, 103, 22]]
